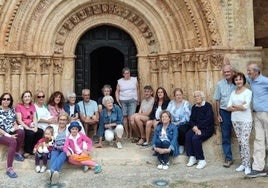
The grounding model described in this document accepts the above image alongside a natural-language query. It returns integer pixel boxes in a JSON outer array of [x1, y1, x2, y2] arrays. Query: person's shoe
[[244, 167, 251, 175], [223, 160, 233, 168], [179, 145, 184, 154], [14, 153, 25, 161], [82, 165, 89, 172], [94, 165, 102, 174], [116, 142, 123, 149], [196, 160, 207, 169], [157, 164, 163, 170], [40, 166, 46, 173], [45, 170, 52, 181], [35, 165, 41, 173], [235, 165, 245, 172], [246, 170, 267, 178], [6, 167, 18, 178], [187, 156, 197, 167], [51, 171, 59, 185], [141, 142, 149, 147], [162, 165, 169, 170]]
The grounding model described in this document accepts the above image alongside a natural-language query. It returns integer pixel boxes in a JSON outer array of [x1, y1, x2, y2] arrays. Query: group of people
[[0, 63, 267, 184], [214, 62, 268, 177]]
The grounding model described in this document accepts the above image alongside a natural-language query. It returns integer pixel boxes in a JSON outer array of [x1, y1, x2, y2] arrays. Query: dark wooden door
[[75, 25, 137, 100]]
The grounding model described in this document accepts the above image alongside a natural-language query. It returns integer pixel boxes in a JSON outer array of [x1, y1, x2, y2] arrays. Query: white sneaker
[[244, 167, 251, 175], [116, 142, 123, 149], [35, 166, 41, 173], [162, 165, 169, 170], [235, 165, 245, 172], [40, 166, 46, 173], [157, 164, 163, 170], [196, 160, 207, 169], [51, 171, 59, 185], [187, 156, 197, 167], [179, 145, 184, 154]]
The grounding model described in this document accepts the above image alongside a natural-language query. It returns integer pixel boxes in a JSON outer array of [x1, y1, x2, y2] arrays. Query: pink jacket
[[63, 132, 92, 154]]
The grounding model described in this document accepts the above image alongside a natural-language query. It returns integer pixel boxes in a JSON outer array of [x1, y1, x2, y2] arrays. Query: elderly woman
[[167, 88, 192, 154], [186, 91, 214, 169], [0, 93, 25, 178], [152, 110, 178, 170], [34, 90, 55, 131], [97, 84, 113, 113], [46, 112, 70, 185], [64, 91, 80, 122], [115, 67, 139, 139], [96, 96, 124, 149], [15, 90, 43, 158]]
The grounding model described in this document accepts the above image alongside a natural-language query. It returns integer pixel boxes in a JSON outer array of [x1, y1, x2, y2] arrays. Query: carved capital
[[25, 58, 37, 74], [170, 54, 182, 72], [149, 56, 158, 71], [210, 53, 223, 70], [9, 57, 23, 75], [0, 57, 8, 75], [40, 58, 51, 75], [53, 58, 63, 74], [159, 56, 169, 71]]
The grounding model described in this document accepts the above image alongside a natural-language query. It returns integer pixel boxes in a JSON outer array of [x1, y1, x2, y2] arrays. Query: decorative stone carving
[[159, 56, 169, 71], [53, 58, 63, 74], [149, 56, 158, 71], [9, 57, 22, 75], [40, 58, 51, 75], [197, 54, 209, 71], [210, 53, 223, 71], [0, 57, 8, 74], [170, 54, 182, 72], [25, 58, 37, 74], [55, 2, 156, 54], [184, 54, 196, 72]]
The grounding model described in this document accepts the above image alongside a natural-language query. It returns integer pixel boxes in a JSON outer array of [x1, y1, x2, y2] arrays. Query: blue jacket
[[63, 103, 80, 117], [152, 123, 179, 156], [98, 104, 123, 137]]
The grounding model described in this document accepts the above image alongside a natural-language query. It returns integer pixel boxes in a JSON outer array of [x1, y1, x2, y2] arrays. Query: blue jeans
[[155, 140, 171, 164], [49, 149, 67, 172], [220, 109, 233, 161]]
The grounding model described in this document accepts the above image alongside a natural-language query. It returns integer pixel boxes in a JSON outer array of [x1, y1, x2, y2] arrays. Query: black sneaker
[[246, 170, 267, 178]]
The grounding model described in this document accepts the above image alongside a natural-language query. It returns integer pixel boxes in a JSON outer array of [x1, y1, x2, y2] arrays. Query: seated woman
[[0, 92, 25, 178], [15, 90, 43, 158], [130, 85, 154, 145], [34, 90, 55, 131], [185, 91, 214, 169], [167, 88, 192, 154], [64, 91, 80, 123], [45, 112, 70, 185], [47, 91, 66, 123], [152, 110, 178, 170], [95, 96, 124, 149], [144, 87, 170, 146]]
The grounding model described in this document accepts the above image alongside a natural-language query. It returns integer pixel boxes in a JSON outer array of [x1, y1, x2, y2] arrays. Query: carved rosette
[[9, 57, 23, 75], [55, 3, 156, 54], [40, 58, 51, 75], [53, 59, 63, 74], [210, 53, 223, 71]]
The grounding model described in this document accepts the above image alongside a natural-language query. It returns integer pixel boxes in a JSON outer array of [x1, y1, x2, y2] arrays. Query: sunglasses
[[37, 95, 45, 98], [2, 98, 11, 101]]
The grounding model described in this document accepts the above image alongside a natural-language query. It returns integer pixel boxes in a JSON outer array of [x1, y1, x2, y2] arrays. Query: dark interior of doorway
[[90, 46, 124, 101]]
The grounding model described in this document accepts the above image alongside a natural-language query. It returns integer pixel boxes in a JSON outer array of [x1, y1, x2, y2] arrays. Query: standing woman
[[97, 84, 113, 113], [115, 67, 139, 139], [46, 112, 70, 185], [227, 72, 252, 175], [167, 88, 192, 154], [144, 87, 170, 146], [15, 90, 43, 158], [0, 93, 25, 178], [47, 91, 66, 122], [34, 90, 55, 131], [152, 110, 178, 170]]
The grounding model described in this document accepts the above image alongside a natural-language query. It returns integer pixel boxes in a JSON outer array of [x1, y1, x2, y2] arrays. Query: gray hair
[[102, 96, 114, 105], [193, 90, 205, 100], [66, 91, 76, 99]]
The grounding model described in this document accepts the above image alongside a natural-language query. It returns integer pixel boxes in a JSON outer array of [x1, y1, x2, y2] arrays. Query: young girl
[[63, 121, 101, 173], [33, 126, 54, 173]]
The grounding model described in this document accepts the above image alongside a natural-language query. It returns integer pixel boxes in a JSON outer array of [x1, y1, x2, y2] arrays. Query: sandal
[[136, 138, 145, 145], [141, 142, 149, 147], [131, 137, 139, 143], [22, 153, 30, 159]]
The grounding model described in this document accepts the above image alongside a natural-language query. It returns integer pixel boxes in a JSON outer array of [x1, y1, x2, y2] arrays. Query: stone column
[[61, 56, 75, 96]]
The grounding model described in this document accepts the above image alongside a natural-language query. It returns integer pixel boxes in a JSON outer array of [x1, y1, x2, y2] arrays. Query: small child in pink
[[63, 121, 101, 173]]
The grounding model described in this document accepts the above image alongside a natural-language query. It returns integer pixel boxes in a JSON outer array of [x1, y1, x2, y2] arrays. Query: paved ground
[[0, 140, 268, 188]]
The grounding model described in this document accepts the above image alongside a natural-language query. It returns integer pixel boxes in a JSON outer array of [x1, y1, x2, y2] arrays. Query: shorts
[[120, 99, 137, 116]]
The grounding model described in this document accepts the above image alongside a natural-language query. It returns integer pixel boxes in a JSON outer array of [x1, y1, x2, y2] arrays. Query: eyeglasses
[[2, 98, 11, 101], [37, 95, 45, 98], [59, 118, 67, 121]]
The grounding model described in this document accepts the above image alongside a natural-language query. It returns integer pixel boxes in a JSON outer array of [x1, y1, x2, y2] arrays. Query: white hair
[[193, 90, 205, 100], [66, 91, 76, 99], [102, 96, 114, 105]]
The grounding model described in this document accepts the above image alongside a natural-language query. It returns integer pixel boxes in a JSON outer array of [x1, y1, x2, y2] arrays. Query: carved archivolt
[[55, 3, 156, 54]]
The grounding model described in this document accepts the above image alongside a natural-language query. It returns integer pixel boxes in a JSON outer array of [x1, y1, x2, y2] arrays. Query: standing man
[[78, 89, 99, 138], [214, 64, 236, 168], [246, 62, 268, 178]]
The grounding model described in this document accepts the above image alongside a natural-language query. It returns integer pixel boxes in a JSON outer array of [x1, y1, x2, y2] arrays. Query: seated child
[[63, 121, 101, 173], [33, 126, 54, 173]]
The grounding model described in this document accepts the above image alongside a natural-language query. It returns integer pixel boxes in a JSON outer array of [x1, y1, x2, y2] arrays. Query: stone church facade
[[0, 0, 266, 160]]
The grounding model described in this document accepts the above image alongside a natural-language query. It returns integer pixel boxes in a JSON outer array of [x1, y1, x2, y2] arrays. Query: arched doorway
[[75, 25, 137, 101]]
